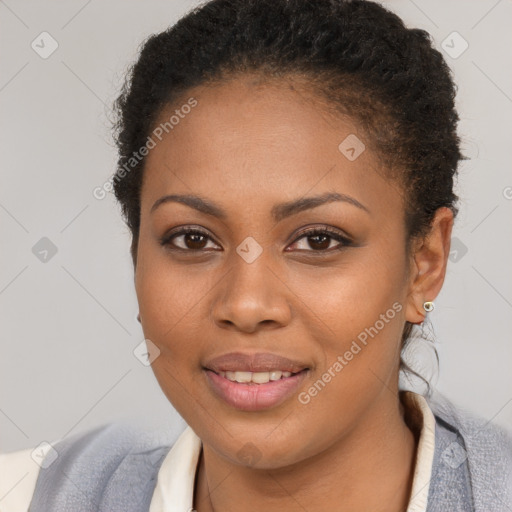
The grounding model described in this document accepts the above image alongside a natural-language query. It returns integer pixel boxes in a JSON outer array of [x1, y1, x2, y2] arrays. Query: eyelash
[[159, 225, 353, 255]]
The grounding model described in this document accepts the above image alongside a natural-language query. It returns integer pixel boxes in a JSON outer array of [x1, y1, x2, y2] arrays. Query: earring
[[423, 301, 435, 312], [136, 313, 141, 323]]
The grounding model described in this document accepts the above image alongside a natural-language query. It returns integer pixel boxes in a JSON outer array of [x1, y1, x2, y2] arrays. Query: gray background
[[1, 0, 511, 453]]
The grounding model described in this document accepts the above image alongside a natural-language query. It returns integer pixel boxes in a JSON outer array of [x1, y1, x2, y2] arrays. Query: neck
[[194, 390, 418, 512]]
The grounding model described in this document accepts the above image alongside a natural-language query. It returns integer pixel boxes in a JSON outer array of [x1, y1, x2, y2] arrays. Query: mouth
[[213, 369, 305, 384], [204, 351, 309, 374], [203, 352, 310, 411]]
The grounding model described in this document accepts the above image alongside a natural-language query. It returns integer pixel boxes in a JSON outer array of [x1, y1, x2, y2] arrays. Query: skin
[[134, 74, 453, 511]]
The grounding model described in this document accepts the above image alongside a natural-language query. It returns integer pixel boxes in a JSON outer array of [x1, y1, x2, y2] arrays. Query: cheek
[[289, 276, 405, 460], [135, 243, 196, 359], [134, 251, 211, 423], [287, 241, 407, 397], [135, 232, 200, 327], [286, 240, 406, 340]]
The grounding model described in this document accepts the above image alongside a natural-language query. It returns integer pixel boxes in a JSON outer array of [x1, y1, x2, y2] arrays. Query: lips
[[204, 351, 309, 374], [203, 352, 310, 411]]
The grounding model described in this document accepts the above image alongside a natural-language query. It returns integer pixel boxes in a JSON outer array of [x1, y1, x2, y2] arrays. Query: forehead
[[141, 75, 403, 219]]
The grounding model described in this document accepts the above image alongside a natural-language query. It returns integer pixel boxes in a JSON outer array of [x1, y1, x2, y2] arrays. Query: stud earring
[[423, 301, 435, 312]]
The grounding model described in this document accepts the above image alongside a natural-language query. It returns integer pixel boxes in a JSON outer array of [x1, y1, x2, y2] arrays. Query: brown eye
[[161, 228, 220, 251], [181, 232, 208, 250], [288, 227, 352, 253], [305, 233, 331, 250]]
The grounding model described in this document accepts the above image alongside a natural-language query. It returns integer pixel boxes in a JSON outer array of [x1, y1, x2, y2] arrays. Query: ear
[[405, 207, 454, 324]]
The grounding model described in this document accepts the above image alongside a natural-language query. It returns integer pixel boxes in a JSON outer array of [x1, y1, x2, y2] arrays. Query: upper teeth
[[218, 370, 293, 384]]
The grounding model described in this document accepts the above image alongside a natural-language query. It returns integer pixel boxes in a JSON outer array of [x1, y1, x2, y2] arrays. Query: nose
[[210, 253, 292, 334]]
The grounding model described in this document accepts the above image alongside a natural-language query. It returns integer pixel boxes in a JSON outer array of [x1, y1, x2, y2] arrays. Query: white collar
[[149, 390, 436, 512], [403, 391, 436, 512]]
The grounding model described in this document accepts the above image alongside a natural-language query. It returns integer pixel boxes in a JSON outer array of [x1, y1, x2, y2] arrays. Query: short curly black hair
[[112, 0, 465, 390]]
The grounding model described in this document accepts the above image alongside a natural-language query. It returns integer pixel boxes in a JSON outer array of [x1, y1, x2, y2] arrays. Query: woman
[[1, 0, 511, 510]]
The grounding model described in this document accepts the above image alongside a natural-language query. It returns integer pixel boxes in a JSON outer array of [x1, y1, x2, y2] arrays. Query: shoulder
[[0, 445, 53, 512], [0, 421, 179, 512], [427, 390, 512, 511], [428, 390, 512, 458]]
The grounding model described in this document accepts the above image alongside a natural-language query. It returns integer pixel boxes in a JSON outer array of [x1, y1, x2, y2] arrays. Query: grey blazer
[[28, 392, 512, 512]]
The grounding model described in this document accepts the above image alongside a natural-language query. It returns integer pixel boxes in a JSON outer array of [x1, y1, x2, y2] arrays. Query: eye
[[160, 227, 220, 252], [287, 226, 352, 253], [160, 225, 352, 254]]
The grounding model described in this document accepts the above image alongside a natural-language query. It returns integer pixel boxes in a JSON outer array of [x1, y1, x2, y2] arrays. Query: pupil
[[309, 234, 330, 250], [186, 233, 206, 249]]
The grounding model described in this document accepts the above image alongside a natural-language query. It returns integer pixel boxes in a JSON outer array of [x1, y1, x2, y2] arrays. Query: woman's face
[[135, 75, 424, 467]]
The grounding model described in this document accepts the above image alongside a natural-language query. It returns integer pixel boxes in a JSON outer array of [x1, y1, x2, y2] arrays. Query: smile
[[217, 370, 294, 384], [204, 368, 309, 411]]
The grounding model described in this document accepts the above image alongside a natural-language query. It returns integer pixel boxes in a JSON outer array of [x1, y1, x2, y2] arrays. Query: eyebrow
[[150, 191, 370, 221]]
